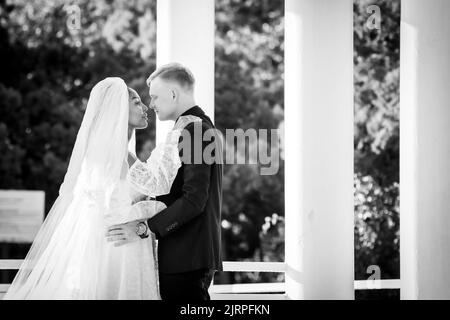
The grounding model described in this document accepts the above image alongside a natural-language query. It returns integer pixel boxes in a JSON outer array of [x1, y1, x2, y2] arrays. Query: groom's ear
[[170, 88, 179, 101]]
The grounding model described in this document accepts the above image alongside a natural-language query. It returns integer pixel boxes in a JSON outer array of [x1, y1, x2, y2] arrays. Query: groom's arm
[[146, 121, 212, 238]]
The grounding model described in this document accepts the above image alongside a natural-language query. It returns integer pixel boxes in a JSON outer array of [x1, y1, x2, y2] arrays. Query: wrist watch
[[136, 222, 149, 239]]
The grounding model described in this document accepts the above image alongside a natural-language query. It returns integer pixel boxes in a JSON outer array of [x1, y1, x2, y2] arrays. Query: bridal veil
[[4, 77, 132, 299]]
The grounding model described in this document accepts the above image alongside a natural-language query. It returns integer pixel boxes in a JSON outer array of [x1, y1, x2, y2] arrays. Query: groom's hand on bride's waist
[[105, 219, 149, 247]]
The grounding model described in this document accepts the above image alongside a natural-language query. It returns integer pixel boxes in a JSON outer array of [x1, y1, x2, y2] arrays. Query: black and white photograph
[[0, 0, 448, 305]]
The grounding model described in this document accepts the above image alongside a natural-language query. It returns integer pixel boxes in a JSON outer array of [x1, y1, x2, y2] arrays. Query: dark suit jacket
[[147, 106, 223, 274]]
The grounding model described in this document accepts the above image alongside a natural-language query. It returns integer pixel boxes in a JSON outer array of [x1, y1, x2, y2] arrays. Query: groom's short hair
[[147, 63, 195, 92]]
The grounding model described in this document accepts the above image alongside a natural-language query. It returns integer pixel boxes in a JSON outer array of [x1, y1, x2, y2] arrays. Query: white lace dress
[[96, 137, 181, 300]]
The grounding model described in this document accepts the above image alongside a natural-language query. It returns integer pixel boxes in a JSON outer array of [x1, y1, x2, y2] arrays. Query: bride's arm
[[127, 132, 181, 198]]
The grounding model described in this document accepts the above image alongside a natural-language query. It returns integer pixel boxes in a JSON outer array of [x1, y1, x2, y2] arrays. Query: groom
[[109, 63, 223, 300]]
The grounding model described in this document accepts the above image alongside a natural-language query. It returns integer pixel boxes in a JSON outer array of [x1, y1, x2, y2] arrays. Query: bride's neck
[[128, 128, 134, 141]]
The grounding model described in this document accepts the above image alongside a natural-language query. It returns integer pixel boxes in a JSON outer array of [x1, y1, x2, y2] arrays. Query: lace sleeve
[[127, 137, 182, 197], [129, 200, 167, 220]]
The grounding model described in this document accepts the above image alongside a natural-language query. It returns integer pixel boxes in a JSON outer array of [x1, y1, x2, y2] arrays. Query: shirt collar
[[176, 105, 204, 122]]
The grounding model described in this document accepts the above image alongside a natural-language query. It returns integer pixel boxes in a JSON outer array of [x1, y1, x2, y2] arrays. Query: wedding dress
[[3, 77, 181, 299], [93, 143, 180, 299]]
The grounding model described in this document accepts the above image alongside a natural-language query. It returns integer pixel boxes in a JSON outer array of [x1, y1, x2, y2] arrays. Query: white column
[[156, 0, 215, 143], [400, 0, 450, 300], [284, 0, 354, 299]]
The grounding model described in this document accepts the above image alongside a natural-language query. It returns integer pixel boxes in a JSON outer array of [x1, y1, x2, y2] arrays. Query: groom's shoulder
[[175, 115, 202, 129], [175, 115, 213, 133]]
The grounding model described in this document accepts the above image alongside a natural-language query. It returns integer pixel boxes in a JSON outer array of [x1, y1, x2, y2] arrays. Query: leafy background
[[0, 0, 400, 299]]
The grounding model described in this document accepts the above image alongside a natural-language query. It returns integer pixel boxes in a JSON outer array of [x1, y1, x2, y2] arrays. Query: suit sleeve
[[146, 121, 212, 238]]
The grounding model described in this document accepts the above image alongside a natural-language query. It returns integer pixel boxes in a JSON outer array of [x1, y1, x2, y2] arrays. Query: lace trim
[[127, 139, 181, 197], [130, 200, 167, 220]]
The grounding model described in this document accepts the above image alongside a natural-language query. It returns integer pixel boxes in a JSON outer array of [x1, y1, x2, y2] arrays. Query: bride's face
[[128, 88, 149, 129]]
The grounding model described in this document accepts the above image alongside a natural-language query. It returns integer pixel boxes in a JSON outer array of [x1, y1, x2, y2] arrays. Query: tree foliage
[[354, 0, 400, 282], [215, 0, 285, 284]]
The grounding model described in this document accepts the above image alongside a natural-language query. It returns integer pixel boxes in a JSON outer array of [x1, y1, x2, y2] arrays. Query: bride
[[3, 77, 181, 299]]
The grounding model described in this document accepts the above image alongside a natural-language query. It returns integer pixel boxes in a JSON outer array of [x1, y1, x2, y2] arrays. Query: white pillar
[[156, 0, 215, 143], [400, 0, 450, 300], [284, 0, 354, 299]]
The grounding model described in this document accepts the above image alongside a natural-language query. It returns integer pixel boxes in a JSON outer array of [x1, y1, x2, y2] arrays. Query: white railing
[[0, 260, 400, 300], [209, 261, 288, 300], [354, 279, 401, 290], [0, 260, 22, 270], [0, 260, 22, 299]]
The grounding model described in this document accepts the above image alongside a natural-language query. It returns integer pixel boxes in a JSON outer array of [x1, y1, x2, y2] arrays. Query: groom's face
[[148, 77, 177, 121]]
